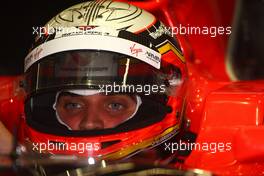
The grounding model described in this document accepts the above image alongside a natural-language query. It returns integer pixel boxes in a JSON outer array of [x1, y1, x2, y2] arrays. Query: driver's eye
[[107, 103, 124, 111], [64, 103, 82, 110]]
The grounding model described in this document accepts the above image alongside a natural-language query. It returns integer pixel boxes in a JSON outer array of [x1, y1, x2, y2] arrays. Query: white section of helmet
[[25, 0, 160, 72]]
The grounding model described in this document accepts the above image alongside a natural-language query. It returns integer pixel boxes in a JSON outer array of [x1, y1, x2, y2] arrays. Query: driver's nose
[[78, 106, 104, 130]]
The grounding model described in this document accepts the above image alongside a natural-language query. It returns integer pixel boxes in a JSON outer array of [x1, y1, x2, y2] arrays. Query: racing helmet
[[23, 0, 187, 161]]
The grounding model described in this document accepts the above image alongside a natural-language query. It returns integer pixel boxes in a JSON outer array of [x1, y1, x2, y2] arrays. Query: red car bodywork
[[1, 0, 264, 175]]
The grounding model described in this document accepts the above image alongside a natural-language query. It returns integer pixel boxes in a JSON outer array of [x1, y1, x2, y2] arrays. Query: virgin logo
[[130, 43, 142, 57]]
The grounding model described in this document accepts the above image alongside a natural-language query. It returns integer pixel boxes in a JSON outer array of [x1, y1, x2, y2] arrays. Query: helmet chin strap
[[53, 90, 142, 130]]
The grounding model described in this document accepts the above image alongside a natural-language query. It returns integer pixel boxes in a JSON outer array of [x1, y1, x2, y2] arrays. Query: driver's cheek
[[101, 110, 130, 129], [59, 111, 83, 130]]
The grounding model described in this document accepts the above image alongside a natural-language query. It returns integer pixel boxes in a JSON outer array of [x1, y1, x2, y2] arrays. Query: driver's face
[[55, 93, 137, 130]]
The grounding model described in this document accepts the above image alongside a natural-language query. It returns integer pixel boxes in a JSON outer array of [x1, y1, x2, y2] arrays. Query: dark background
[[0, 0, 86, 75], [230, 0, 264, 80]]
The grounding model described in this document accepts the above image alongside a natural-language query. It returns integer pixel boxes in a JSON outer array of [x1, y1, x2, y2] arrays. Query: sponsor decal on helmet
[[130, 43, 143, 57]]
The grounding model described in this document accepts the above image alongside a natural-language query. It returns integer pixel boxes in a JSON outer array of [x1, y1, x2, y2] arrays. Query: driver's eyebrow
[[58, 92, 137, 102], [59, 92, 83, 98]]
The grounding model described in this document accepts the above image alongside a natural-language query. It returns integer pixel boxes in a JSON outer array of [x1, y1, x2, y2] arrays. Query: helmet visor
[[25, 50, 182, 96]]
